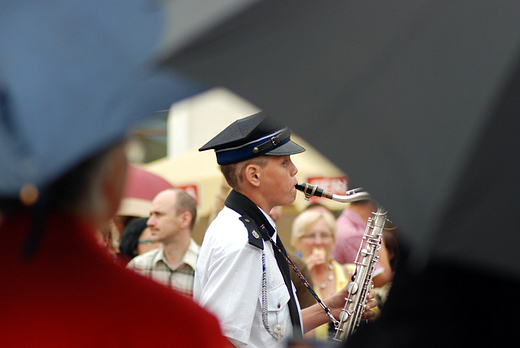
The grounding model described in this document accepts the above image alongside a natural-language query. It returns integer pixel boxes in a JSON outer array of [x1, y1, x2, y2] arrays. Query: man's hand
[[326, 286, 378, 321], [362, 289, 378, 321], [301, 283, 380, 334]]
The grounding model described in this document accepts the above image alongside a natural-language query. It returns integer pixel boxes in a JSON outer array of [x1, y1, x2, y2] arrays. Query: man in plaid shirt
[[127, 188, 199, 297]]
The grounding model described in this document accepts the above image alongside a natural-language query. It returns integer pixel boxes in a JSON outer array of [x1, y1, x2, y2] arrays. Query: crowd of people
[[1, 4, 392, 346], [4, 2, 516, 347], [90, 112, 399, 347], [2, 95, 394, 346]]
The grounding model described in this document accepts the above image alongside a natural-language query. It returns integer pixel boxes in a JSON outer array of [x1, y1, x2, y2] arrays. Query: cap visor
[[265, 140, 306, 156]]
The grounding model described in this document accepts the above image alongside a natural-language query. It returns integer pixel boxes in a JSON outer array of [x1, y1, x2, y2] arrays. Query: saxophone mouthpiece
[[295, 183, 332, 200], [295, 183, 306, 192]]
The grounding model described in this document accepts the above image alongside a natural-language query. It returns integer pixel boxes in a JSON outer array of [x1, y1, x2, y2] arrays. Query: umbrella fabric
[[157, 0, 520, 279], [0, 0, 203, 199], [118, 165, 174, 217]]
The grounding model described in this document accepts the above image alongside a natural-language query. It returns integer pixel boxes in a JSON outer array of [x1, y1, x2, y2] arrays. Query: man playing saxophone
[[195, 112, 377, 347]]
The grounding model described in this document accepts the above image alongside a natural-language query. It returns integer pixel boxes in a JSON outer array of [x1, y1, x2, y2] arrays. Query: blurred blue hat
[[0, 0, 203, 200]]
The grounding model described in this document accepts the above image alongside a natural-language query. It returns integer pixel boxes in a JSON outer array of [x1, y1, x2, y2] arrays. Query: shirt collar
[[259, 207, 277, 239], [151, 239, 200, 271]]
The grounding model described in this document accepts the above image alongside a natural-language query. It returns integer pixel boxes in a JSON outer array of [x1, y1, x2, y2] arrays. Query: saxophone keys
[[339, 310, 350, 322], [347, 281, 359, 294]]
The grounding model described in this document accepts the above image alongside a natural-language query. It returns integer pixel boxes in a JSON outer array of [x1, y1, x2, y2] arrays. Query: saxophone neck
[[295, 183, 371, 203]]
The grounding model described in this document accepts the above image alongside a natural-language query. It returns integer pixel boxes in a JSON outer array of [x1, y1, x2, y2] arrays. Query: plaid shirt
[[127, 239, 200, 297]]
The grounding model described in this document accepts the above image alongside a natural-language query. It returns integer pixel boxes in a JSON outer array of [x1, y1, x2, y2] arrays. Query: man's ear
[[243, 163, 261, 188], [179, 211, 193, 229]]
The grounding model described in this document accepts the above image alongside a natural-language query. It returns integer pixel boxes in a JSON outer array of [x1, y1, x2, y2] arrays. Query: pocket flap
[[266, 282, 290, 312]]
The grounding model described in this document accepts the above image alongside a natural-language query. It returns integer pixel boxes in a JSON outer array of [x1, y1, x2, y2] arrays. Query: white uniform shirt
[[194, 207, 302, 348]]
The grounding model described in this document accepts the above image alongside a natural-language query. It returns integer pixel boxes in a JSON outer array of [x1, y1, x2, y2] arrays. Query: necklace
[[318, 263, 334, 289]]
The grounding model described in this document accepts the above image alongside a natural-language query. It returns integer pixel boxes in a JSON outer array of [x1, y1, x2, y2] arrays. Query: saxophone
[[295, 183, 387, 342], [333, 206, 386, 341]]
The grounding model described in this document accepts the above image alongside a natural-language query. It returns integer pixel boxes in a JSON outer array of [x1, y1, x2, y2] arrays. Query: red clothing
[[0, 212, 228, 348]]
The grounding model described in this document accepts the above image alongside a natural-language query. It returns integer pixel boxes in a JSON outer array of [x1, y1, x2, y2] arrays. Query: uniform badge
[[239, 215, 264, 249]]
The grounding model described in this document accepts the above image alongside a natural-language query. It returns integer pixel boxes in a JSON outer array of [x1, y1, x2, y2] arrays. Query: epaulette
[[239, 215, 268, 250]]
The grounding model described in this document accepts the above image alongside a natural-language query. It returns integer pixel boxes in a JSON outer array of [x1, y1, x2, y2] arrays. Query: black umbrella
[[157, 1, 520, 345]]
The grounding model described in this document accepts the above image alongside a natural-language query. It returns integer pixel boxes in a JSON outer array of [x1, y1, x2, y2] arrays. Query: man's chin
[[281, 193, 297, 207]]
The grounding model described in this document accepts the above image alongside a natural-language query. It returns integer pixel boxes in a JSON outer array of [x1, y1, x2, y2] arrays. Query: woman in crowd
[[291, 209, 350, 341]]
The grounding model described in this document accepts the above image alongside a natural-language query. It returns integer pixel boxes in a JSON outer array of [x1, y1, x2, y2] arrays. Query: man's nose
[[291, 161, 298, 176]]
